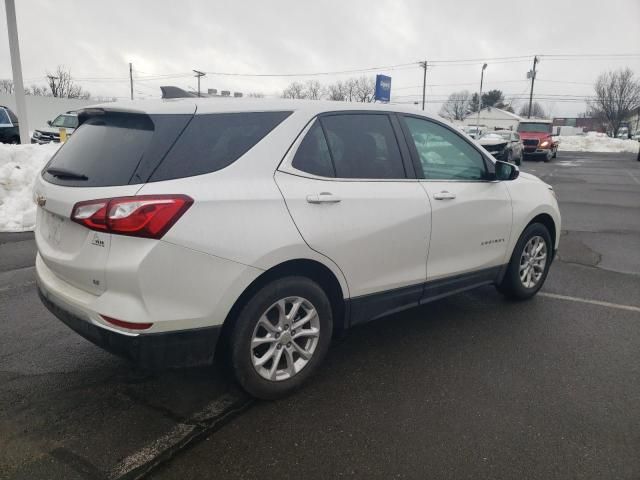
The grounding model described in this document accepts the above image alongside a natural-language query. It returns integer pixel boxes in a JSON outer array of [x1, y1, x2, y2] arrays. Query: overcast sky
[[1, 0, 639, 116]]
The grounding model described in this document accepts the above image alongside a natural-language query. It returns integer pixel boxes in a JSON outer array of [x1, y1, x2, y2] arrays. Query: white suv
[[35, 99, 560, 399]]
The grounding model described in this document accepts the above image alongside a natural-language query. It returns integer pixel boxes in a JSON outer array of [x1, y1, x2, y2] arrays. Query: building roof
[[467, 107, 522, 121]]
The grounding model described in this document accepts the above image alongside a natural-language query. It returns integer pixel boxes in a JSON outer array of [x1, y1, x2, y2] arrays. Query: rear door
[[399, 115, 512, 282], [35, 109, 194, 295], [276, 113, 431, 307]]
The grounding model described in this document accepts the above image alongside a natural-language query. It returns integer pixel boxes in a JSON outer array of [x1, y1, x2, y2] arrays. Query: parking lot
[[1, 151, 639, 479]]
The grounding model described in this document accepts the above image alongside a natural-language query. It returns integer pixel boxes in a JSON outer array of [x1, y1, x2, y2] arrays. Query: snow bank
[[0, 143, 60, 232], [558, 132, 639, 153]]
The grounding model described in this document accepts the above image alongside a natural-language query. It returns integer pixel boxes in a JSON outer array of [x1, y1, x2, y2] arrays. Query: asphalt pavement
[[0, 151, 639, 480]]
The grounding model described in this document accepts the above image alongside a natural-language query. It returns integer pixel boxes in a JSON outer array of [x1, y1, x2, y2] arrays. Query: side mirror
[[47, 120, 52, 126], [495, 160, 519, 181]]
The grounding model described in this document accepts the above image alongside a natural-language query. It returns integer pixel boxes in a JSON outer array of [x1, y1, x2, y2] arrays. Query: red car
[[517, 120, 559, 162]]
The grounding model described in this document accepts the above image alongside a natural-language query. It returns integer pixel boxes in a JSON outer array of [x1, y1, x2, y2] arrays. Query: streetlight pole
[[4, 0, 29, 144], [476, 63, 487, 136]]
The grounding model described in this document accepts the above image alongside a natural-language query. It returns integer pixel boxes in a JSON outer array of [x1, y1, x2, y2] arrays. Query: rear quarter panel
[[136, 110, 350, 299]]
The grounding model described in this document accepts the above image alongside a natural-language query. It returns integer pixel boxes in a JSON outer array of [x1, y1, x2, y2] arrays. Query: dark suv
[[0, 105, 20, 144]]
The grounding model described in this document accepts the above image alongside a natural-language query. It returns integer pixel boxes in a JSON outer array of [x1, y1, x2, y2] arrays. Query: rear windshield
[[43, 110, 291, 187], [518, 123, 552, 133]]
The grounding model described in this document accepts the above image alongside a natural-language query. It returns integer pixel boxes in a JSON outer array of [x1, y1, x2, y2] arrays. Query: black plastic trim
[[349, 283, 424, 326], [346, 266, 504, 327], [38, 281, 220, 369], [420, 266, 502, 305]]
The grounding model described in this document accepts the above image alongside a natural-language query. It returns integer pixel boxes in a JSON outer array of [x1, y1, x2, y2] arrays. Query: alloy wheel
[[519, 236, 547, 288], [250, 296, 320, 381]]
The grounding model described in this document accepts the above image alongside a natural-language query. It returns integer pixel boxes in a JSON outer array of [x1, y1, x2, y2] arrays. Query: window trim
[[0, 107, 13, 127], [398, 113, 497, 183], [279, 110, 418, 182]]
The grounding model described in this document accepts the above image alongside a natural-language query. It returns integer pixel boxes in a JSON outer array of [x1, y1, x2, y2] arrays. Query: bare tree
[[247, 92, 265, 98], [439, 90, 472, 121], [46, 65, 90, 99], [304, 80, 323, 100], [518, 102, 546, 118], [325, 81, 346, 101], [281, 81, 307, 99], [25, 84, 50, 96], [0, 79, 14, 94], [353, 76, 375, 103], [590, 68, 640, 137]]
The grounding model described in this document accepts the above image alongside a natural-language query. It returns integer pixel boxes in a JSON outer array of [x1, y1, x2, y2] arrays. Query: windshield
[[51, 114, 79, 129], [518, 123, 551, 133]]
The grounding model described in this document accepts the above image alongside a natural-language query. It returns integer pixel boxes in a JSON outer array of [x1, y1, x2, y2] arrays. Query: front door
[[399, 115, 512, 282]]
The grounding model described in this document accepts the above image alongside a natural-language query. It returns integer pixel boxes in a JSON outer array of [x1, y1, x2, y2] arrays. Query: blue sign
[[375, 74, 392, 102]]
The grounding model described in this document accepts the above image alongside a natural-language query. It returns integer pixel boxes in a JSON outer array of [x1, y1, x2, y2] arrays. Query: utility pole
[[476, 63, 488, 134], [193, 70, 205, 98], [419, 60, 427, 111], [46, 75, 59, 96], [129, 62, 133, 100], [4, 0, 29, 144], [527, 56, 539, 119]]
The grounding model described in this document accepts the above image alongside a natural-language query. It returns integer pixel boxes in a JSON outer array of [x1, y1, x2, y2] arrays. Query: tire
[[552, 147, 557, 159], [506, 150, 513, 164], [9, 137, 19, 145], [543, 150, 552, 162], [497, 223, 553, 300], [515, 152, 522, 166], [228, 276, 333, 399]]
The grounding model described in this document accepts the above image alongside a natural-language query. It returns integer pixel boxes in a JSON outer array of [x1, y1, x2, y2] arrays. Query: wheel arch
[[218, 258, 348, 354], [527, 213, 557, 249]]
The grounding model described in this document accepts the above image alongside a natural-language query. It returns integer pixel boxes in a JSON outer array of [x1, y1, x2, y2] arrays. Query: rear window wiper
[[45, 167, 89, 180]]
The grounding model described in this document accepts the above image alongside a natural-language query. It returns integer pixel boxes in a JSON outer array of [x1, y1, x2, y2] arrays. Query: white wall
[[0, 93, 96, 133]]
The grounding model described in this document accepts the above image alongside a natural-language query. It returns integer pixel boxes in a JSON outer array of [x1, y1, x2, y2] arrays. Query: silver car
[[31, 112, 79, 144]]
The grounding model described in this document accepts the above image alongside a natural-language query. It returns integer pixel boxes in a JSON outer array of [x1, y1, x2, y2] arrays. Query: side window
[[403, 116, 487, 181], [0, 108, 11, 125], [150, 111, 291, 182], [320, 114, 406, 179], [291, 121, 335, 177]]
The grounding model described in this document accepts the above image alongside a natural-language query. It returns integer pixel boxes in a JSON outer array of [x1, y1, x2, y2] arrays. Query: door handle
[[306, 192, 342, 204], [433, 191, 456, 200]]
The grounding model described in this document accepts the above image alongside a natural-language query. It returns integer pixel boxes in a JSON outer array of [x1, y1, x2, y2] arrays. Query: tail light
[[71, 194, 193, 239]]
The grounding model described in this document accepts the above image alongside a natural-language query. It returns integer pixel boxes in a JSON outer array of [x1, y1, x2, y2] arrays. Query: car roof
[[81, 98, 441, 120]]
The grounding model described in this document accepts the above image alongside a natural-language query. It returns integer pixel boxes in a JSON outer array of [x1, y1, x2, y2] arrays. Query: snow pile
[[558, 132, 639, 153], [0, 143, 60, 232]]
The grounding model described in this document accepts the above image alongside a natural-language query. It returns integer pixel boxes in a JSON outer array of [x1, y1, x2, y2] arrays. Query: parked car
[[31, 112, 79, 144], [517, 120, 559, 162], [463, 125, 485, 139], [0, 105, 20, 144], [616, 127, 630, 139], [478, 130, 523, 165], [35, 100, 561, 399]]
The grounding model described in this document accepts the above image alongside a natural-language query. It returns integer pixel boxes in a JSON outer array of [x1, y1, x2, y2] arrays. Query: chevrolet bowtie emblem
[[35, 194, 47, 207]]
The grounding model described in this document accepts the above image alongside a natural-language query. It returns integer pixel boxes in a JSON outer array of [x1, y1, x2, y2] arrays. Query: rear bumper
[[37, 278, 221, 369]]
